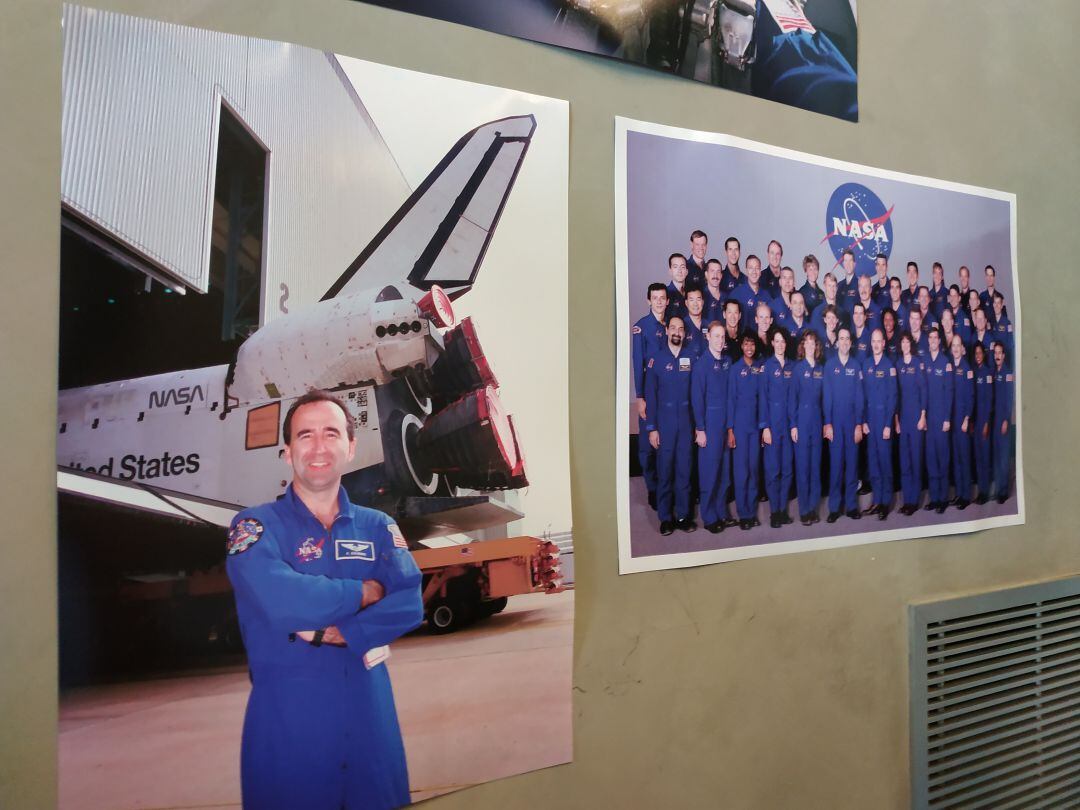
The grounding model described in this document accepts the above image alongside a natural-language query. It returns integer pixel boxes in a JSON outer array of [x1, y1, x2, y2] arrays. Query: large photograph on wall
[[57, 6, 573, 808], [616, 116, 1023, 574], [353, 0, 859, 121]]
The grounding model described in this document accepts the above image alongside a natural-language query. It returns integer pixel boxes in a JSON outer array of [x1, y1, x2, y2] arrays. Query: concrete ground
[[59, 590, 574, 810]]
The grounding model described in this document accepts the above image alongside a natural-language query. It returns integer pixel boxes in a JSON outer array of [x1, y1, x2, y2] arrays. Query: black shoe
[[770, 512, 782, 529], [675, 518, 697, 533], [947, 496, 960, 505], [935, 503, 947, 514], [878, 508, 888, 521], [706, 521, 723, 534], [923, 502, 937, 511], [800, 514, 813, 526], [862, 504, 880, 516], [955, 499, 969, 511], [974, 494, 989, 505], [810, 512, 821, 524], [659, 520, 674, 536], [826, 511, 841, 523], [758, 493, 769, 503], [751, 517, 761, 528], [857, 481, 872, 495], [899, 504, 914, 516], [648, 492, 657, 511], [781, 512, 793, 525], [846, 509, 862, 520], [997, 494, 1008, 505], [723, 516, 739, 528], [739, 519, 751, 531]]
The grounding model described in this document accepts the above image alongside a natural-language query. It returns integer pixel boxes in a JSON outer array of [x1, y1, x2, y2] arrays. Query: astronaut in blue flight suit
[[980, 265, 1004, 326], [645, 315, 698, 535], [811, 273, 846, 334], [686, 230, 709, 288], [836, 250, 860, 314], [799, 254, 824, 315], [789, 329, 826, 525], [968, 307, 994, 357], [665, 253, 690, 321], [992, 342, 1015, 504], [860, 329, 897, 519], [226, 391, 424, 810], [885, 276, 909, 333], [823, 327, 865, 522], [720, 237, 744, 295], [727, 332, 766, 530], [849, 303, 872, 361], [990, 292, 1014, 364], [681, 286, 710, 359], [871, 255, 892, 309], [703, 260, 727, 324], [761, 327, 796, 528], [946, 285, 972, 345], [762, 240, 785, 297], [923, 327, 954, 514], [731, 254, 771, 331], [928, 263, 949, 319], [948, 333, 975, 510], [971, 342, 995, 505], [633, 283, 670, 510], [895, 332, 928, 515], [906, 308, 930, 357], [855, 276, 882, 334], [784, 291, 810, 342], [692, 322, 735, 533], [900, 262, 920, 311]]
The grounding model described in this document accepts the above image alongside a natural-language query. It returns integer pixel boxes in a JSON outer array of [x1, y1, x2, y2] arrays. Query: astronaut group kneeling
[[632, 232, 1016, 536]]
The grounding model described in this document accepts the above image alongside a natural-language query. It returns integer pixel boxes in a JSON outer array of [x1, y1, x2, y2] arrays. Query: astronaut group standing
[[632, 231, 1016, 536]]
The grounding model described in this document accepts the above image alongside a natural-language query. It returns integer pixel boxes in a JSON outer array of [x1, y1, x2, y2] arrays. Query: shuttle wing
[[321, 115, 537, 302]]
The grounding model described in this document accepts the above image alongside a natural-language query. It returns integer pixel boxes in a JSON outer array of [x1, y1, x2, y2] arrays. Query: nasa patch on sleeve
[[227, 518, 263, 556]]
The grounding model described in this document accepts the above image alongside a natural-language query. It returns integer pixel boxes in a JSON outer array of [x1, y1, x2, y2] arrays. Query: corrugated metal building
[[60, 4, 410, 319]]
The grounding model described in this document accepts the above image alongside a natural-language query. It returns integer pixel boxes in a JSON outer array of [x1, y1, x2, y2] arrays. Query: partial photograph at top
[[353, 0, 858, 121]]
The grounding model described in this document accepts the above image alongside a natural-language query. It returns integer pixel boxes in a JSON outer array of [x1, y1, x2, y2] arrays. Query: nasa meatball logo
[[823, 182, 894, 276]]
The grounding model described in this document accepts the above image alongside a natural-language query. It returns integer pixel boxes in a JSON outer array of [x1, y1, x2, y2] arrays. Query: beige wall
[[3, 1, 1078, 807]]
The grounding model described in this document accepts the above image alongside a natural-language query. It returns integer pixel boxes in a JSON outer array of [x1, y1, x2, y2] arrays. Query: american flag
[[389, 524, 408, 549], [775, 14, 816, 34]]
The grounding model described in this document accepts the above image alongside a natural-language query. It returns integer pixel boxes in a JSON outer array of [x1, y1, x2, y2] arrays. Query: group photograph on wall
[[353, 0, 859, 121], [57, 6, 573, 808], [616, 117, 1023, 574]]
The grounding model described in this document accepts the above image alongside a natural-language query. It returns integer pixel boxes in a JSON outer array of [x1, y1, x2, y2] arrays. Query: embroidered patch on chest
[[335, 539, 375, 561], [295, 538, 324, 563]]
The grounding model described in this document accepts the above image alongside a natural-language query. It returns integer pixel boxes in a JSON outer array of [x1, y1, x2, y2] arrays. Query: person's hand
[[882, 426, 891, 440], [943, 420, 951, 433], [649, 430, 660, 450], [762, 427, 772, 446], [695, 429, 707, 448], [862, 422, 870, 436], [362, 579, 385, 609], [321, 626, 346, 646], [961, 417, 969, 433], [727, 428, 736, 449], [637, 398, 647, 420], [854, 425, 864, 444], [894, 416, 901, 435], [982, 423, 990, 440], [917, 414, 927, 431], [824, 424, 834, 442], [1001, 419, 1010, 436], [790, 427, 798, 444]]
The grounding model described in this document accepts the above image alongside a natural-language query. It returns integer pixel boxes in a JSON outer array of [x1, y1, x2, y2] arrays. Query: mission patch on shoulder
[[227, 518, 264, 556]]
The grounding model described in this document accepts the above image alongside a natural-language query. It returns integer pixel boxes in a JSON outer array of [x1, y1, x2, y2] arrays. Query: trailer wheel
[[428, 595, 472, 634]]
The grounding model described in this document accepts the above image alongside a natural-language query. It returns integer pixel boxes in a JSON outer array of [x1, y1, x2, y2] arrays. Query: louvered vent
[[910, 577, 1080, 809]]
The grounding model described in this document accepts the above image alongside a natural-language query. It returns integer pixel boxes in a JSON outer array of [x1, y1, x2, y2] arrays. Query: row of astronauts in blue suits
[[632, 248, 1017, 535]]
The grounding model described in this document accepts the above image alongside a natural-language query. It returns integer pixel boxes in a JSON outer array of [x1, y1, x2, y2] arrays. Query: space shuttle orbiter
[[57, 115, 537, 547]]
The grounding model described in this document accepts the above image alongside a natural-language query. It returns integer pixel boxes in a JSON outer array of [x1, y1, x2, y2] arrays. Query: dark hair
[[985, 264, 996, 275], [797, 329, 824, 362], [691, 229, 708, 242], [745, 253, 761, 268], [992, 290, 1005, 303], [948, 283, 961, 295], [284, 389, 355, 445], [646, 282, 667, 299], [889, 275, 902, 290], [767, 325, 791, 353], [723, 299, 742, 315], [666, 314, 685, 328], [907, 261, 919, 272], [684, 283, 704, 299], [803, 254, 820, 270], [706, 258, 723, 269], [875, 253, 888, 262], [668, 252, 686, 268], [725, 236, 740, 250], [932, 262, 944, 272], [898, 330, 915, 355], [841, 248, 855, 260], [768, 239, 783, 255]]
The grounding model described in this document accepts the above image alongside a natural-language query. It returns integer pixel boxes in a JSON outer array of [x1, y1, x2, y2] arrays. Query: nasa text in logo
[[822, 183, 894, 276]]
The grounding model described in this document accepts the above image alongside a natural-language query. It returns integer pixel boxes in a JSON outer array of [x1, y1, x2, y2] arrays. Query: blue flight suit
[[727, 357, 765, 520], [900, 287, 919, 310], [910, 327, 930, 357], [871, 279, 891, 309], [761, 268, 783, 297], [979, 289, 1006, 325], [632, 312, 667, 497], [929, 283, 949, 318], [967, 328, 994, 357], [885, 301, 909, 333], [836, 275, 859, 315], [857, 299, 882, 334], [681, 316, 710, 359], [896, 355, 927, 507], [720, 266, 743, 296], [226, 486, 423, 810], [973, 361, 995, 498], [851, 326, 872, 362], [824, 354, 865, 513], [822, 333, 840, 362], [924, 351, 954, 505], [665, 282, 687, 321], [799, 282, 824, 314], [884, 331, 901, 361], [862, 354, 898, 509], [992, 364, 1015, 499], [950, 357, 975, 503], [731, 281, 772, 331], [761, 356, 796, 515], [784, 315, 810, 343], [772, 295, 793, 328], [691, 350, 733, 526], [811, 301, 847, 336], [686, 256, 707, 288], [645, 347, 697, 523], [703, 286, 726, 325], [789, 358, 825, 517], [992, 312, 1015, 363], [948, 306, 973, 346]]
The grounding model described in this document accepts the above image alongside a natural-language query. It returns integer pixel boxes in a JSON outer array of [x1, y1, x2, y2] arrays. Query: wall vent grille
[[910, 577, 1080, 809]]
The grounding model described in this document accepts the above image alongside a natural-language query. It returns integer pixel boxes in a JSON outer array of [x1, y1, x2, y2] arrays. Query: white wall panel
[[61, 5, 409, 311]]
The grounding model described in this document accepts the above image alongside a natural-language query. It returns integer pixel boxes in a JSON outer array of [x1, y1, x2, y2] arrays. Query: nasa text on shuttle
[[225, 389, 423, 810]]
